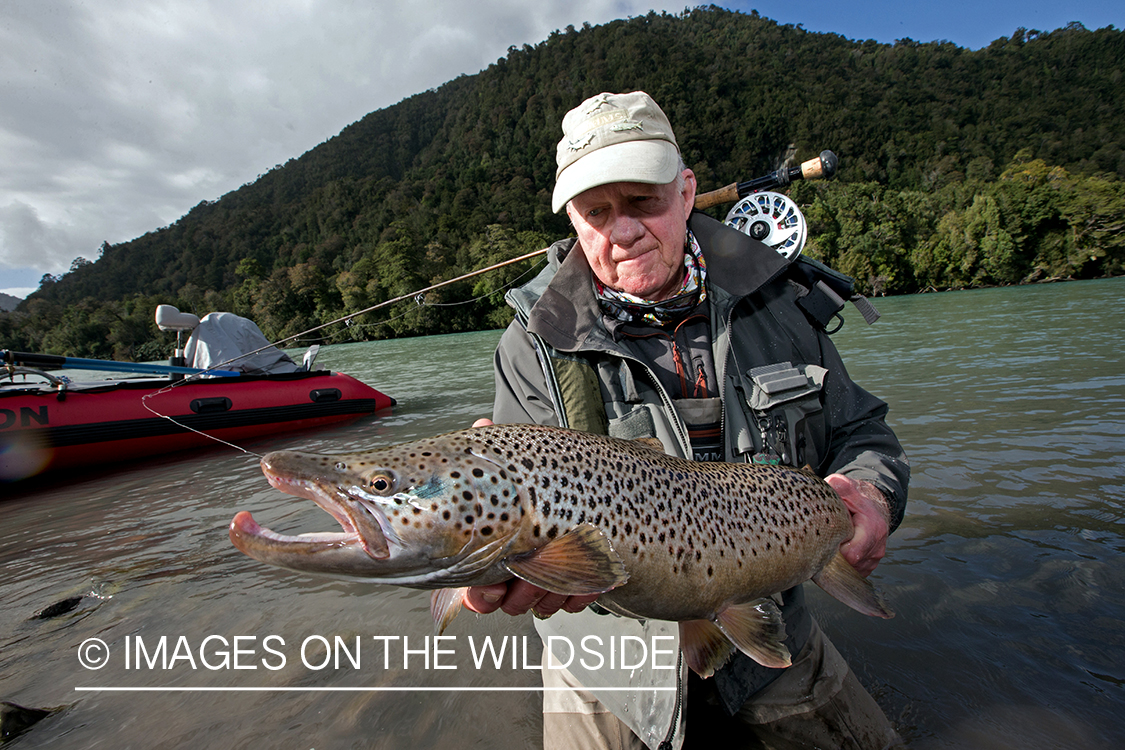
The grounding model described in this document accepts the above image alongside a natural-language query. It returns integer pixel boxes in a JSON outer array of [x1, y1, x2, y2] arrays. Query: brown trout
[[230, 423, 892, 676]]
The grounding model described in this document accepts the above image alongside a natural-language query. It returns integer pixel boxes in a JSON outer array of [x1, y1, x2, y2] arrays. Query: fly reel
[[723, 191, 807, 260]]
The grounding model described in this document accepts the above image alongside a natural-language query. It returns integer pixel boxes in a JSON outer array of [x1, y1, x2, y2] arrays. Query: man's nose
[[608, 213, 644, 246]]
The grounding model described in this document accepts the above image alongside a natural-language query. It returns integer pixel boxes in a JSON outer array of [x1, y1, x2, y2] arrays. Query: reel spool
[[723, 191, 807, 260]]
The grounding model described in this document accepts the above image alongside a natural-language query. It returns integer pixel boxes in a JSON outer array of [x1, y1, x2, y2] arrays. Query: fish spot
[[547, 526, 559, 539], [442, 510, 451, 520], [481, 526, 493, 536], [472, 468, 485, 478], [464, 515, 475, 524]]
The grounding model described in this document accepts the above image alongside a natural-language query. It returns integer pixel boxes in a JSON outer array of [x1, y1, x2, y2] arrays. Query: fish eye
[[369, 474, 393, 493]]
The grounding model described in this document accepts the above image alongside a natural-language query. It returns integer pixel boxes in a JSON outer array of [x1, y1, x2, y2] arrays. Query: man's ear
[[680, 169, 697, 220]]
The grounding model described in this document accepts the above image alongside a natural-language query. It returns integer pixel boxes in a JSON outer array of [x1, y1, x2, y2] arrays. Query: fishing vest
[[502, 215, 880, 746]]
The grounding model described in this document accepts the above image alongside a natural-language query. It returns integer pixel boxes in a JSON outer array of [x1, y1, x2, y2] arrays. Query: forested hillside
[[4, 6, 1123, 360]]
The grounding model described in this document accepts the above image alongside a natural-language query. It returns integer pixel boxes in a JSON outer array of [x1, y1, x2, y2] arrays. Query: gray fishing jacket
[[491, 212, 909, 748]]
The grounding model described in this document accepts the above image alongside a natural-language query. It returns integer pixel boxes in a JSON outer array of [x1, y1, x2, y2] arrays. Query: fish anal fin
[[811, 551, 894, 619], [715, 598, 792, 669], [431, 587, 467, 635], [679, 619, 736, 678], [503, 524, 628, 595]]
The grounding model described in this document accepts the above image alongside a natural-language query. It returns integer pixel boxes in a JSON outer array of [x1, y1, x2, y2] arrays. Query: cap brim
[[552, 140, 681, 213]]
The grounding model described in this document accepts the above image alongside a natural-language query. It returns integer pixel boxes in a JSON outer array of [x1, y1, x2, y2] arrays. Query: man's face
[[566, 169, 697, 301]]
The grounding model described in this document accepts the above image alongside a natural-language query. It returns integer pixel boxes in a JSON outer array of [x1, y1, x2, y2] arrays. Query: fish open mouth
[[229, 509, 361, 553], [228, 455, 390, 564]]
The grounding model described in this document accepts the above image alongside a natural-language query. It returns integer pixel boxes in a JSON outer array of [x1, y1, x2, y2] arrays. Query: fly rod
[[163, 151, 840, 371]]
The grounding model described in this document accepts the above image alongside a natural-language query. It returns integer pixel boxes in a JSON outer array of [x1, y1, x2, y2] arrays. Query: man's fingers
[[825, 474, 889, 578], [464, 583, 509, 614]]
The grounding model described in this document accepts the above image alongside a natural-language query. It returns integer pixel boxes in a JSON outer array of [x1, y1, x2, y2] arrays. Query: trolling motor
[[693, 150, 838, 260], [155, 304, 201, 381]]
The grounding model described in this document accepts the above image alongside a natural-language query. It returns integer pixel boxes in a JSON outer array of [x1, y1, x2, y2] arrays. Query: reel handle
[[694, 149, 838, 210]]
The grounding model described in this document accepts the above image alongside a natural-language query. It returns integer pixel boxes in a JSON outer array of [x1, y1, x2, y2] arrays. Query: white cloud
[[0, 0, 680, 280]]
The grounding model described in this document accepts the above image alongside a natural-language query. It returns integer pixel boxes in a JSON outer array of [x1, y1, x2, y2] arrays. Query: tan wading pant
[[541, 621, 904, 750]]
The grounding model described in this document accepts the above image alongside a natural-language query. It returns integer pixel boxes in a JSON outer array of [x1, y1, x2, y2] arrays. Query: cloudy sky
[[2, 0, 1121, 298]]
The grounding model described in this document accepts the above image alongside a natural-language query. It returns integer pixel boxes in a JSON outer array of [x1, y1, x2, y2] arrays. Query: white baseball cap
[[552, 91, 682, 213]]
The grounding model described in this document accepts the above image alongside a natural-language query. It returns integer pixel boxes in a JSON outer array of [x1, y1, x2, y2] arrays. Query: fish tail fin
[[679, 619, 736, 678], [812, 551, 895, 619], [431, 587, 468, 635], [715, 598, 791, 669]]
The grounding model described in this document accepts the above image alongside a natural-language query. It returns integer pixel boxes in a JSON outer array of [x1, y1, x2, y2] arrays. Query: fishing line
[[140, 387, 266, 460], [138, 249, 548, 460]]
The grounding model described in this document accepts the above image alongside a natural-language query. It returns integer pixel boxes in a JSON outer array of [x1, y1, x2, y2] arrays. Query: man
[[466, 91, 909, 749]]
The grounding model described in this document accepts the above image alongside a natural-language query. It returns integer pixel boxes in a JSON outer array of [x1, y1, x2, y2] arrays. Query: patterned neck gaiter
[[595, 231, 708, 326]]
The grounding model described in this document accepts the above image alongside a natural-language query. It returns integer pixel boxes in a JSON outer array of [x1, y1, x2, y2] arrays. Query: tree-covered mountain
[[5, 6, 1123, 359]]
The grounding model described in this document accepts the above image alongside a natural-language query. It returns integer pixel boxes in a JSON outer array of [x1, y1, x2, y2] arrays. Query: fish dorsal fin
[[631, 437, 666, 453], [679, 618, 736, 678], [811, 551, 895, 619], [714, 597, 791, 668], [503, 524, 628, 595], [431, 587, 468, 635]]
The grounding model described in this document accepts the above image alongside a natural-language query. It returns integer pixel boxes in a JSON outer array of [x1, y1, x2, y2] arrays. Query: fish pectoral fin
[[431, 587, 468, 635], [811, 551, 895, 619], [679, 618, 736, 678], [714, 598, 792, 669], [502, 524, 628, 596]]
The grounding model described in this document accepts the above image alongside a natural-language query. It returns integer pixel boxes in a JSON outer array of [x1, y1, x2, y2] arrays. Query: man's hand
[[466, 417, 599, 618], [824, 474, 891, 577], [463, 581, 600, 618]]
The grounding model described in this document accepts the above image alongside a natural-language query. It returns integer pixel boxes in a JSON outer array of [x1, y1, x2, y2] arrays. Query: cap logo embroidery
[[612, 120, 644, 132], [566, 132, 596, 152], [584, 93, 614, 114]]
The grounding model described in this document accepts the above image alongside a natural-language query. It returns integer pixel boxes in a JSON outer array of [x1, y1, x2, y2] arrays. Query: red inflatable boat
[[0, 368, 394, 481], [2, 306, 395, 481]]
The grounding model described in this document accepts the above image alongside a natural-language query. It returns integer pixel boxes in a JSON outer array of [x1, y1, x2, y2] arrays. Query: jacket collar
[[526, 212, 789, 353]]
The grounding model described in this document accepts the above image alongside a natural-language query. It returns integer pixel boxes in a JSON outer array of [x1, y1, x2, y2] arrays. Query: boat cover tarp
[[183, 313, 299, 375]]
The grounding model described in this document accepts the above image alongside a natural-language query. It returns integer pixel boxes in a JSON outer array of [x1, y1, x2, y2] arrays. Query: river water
[[1, 278, 1122, 749]]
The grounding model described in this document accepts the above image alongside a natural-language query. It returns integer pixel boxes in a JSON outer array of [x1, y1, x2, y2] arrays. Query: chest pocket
[[747, 362, 827, 467]]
